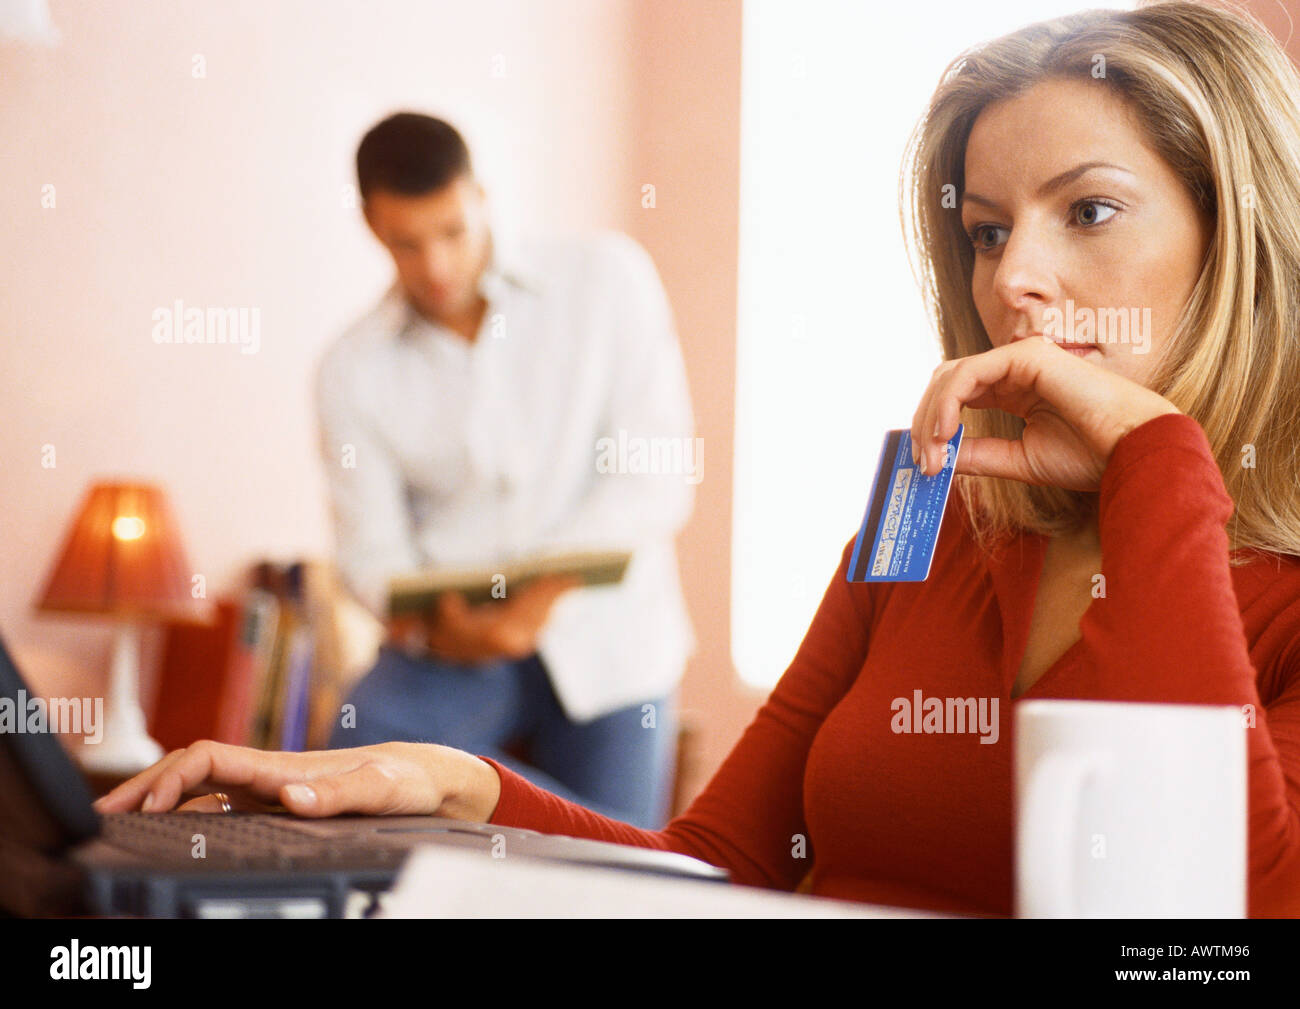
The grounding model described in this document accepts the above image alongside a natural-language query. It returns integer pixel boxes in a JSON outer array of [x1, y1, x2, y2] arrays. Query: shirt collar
[[387, 229, 543, 342], [479, 227, 544, 299]]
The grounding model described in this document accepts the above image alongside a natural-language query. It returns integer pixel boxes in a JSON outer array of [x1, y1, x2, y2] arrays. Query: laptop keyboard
[[102, 813, 408, 870]]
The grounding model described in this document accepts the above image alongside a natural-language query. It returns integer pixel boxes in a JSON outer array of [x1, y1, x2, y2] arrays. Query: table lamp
[[34, 481, 205, 775]]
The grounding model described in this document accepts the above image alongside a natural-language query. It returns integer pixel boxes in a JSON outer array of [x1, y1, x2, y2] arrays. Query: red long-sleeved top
[[480, 413, 1300, 917]]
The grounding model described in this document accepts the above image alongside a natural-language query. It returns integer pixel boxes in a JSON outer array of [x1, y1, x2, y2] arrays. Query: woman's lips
[[1014, 334, 1100, 356]]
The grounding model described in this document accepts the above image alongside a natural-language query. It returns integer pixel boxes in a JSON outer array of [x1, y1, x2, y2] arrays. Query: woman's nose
[[992, 226, 1059, 310]]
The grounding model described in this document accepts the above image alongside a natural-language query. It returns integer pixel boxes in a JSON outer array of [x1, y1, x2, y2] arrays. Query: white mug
[[1014, 700, 1246, 918]]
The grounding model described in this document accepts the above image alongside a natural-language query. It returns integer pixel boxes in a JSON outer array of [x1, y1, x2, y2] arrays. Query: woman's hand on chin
[[912, 335, 1182, 491]]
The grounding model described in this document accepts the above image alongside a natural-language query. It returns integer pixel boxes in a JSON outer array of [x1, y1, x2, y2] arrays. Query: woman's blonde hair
[[901, 1, 1300, 564]]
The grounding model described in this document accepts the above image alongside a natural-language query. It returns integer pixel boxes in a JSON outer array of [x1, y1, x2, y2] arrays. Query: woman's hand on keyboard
[[91, 740, 502, 822]]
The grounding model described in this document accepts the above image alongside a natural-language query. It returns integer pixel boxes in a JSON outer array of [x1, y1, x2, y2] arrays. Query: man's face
[[363, 175, 492, 322], [960, 76, 1214, 388]]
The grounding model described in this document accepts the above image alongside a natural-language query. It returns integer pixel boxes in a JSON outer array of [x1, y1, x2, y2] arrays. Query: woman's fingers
[[91, 747, 194, 813], [175, 792, 235, 813], [913, 356, 993, 476], [929, 353, 1027, 475], [94, 741, 375, 813], [951, 434, 1033, 484], [913, 338, 1055, 475], [92, 742, 457, 819], [913, 345, 1050, 483], [139, 741, 284, 812], [911, 359, 957, 471]]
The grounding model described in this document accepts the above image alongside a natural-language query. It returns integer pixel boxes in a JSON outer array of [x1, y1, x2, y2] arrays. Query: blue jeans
[[326, 646, 677, 829]]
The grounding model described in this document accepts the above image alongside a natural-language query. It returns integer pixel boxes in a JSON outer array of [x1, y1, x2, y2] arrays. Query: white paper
[[374, 844, 952, 918]]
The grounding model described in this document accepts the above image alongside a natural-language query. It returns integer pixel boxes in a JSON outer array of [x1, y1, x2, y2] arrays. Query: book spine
[[278, 627, 314, 752], [251, 601, 288, 750]]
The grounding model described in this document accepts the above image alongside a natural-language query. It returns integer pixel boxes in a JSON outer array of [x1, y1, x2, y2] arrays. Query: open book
[[387, 549, 632, 617]]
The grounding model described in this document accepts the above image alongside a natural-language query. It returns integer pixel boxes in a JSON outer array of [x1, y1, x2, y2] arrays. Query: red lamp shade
[[34, 482, 197, 620]]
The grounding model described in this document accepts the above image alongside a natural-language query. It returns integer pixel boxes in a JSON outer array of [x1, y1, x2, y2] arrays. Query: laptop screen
[[0, 634, 101, 853]]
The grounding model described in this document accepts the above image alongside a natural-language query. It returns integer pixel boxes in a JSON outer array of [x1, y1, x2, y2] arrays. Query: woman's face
[[960, 76, 1214, 389]]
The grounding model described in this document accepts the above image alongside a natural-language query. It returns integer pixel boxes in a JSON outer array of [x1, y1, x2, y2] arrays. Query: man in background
[[317, 113, 696, 828]]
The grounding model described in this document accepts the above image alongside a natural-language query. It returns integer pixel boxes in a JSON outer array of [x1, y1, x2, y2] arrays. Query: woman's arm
[[910, 337, 1300, 916], [1069, 412, 1300, 917], [476, 532, 885, 890], [96, 533, 884, 893]]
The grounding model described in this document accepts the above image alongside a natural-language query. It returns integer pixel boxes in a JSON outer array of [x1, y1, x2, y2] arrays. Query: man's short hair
[[356, 112, 473, 201]]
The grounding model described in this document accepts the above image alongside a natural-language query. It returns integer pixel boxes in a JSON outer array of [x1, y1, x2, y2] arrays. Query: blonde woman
[[98, 2, 1300, 918]]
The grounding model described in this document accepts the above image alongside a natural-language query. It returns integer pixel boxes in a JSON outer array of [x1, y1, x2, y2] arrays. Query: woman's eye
[[1072, 199, 1119, 227], [967, 224, 1009, 252], [966, 199, 1121, 255]]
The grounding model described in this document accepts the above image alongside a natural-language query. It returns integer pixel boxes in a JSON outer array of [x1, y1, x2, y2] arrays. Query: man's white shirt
[[316, 230, 697, 721]]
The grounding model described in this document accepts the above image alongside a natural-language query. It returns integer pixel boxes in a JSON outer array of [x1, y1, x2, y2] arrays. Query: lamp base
[[76, 621, 167, 777], [79, 726, 166, 777]]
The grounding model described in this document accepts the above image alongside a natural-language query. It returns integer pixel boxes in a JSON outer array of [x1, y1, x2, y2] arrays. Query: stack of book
[[148, 560, 350, 753]]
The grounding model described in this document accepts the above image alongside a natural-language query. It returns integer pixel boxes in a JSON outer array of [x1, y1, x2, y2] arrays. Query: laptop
[[0, 634, 728, 918]]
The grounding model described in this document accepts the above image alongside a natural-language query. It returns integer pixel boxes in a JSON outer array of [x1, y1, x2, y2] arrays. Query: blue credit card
[[847, 424, 963, 582]]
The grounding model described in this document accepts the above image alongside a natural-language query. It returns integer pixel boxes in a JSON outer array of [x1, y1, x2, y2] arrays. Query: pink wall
[[0, 0, 756, 804], [624, 2, 764, 802]]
